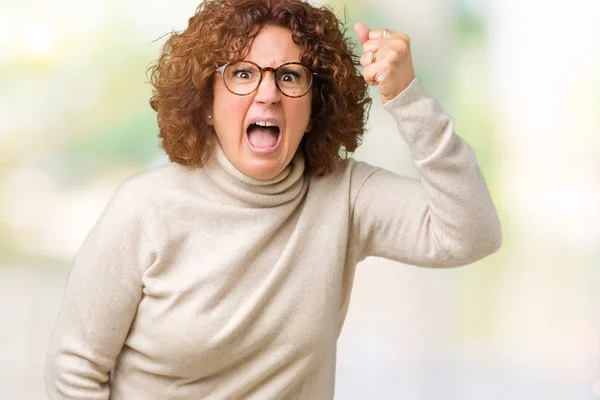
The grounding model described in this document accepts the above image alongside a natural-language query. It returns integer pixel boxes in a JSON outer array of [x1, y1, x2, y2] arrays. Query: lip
[[245, 116, 283, 131], [244, 116, 283, 156]]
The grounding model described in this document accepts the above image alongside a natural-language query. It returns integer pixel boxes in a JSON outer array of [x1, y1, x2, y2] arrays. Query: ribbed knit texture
[[45, 78, 502, 400], [201, 142, 307, 208]]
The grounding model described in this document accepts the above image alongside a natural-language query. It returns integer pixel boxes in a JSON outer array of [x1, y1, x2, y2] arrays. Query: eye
[[279, 71, 300, 83], [234, 69, 253, 80]]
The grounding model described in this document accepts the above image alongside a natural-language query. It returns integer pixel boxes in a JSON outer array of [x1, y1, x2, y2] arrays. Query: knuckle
[[395, 41, 408, 53], [360, 53, 369, 65], [389, 49, 403, 60]]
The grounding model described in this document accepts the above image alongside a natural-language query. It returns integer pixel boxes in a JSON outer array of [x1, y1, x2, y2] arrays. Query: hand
[[353, 22, 416, 104]]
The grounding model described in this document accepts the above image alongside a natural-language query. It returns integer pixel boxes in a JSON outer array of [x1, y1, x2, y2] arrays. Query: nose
[[254, 71, 280, 105]]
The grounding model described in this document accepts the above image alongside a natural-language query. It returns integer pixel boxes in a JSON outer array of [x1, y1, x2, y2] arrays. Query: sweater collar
[[200, 142, 307, 208]]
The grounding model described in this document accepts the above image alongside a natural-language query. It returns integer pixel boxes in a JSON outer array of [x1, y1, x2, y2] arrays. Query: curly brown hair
[[148, 0, 371, 176]]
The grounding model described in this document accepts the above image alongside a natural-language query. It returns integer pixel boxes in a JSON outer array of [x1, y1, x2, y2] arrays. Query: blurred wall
[[0, 0, 598, 399]]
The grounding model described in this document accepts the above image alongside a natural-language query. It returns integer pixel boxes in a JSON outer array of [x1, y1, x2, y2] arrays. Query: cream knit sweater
[[45, 78, 502, 399]]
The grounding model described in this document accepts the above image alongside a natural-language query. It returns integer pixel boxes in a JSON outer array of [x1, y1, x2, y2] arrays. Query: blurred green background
[[1, 0, 599, 398]]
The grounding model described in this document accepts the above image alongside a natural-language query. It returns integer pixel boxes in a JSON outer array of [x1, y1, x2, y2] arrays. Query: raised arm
[[45, 183, 151, 399], [350, 22, 501, 266], [350, 78, 502, 266]]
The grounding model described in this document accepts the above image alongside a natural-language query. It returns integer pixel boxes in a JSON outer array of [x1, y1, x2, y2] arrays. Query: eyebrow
[[246, 59, 299, 67]]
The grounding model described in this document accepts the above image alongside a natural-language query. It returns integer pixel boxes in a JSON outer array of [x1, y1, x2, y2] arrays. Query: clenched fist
[[354, 22, 416, 103]]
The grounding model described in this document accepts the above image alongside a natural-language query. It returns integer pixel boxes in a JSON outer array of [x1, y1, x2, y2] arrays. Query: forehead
[[245, 25, 302, 66]]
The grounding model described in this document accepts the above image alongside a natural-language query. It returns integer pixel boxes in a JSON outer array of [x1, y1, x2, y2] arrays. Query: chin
[[242, 161, 282, 180]]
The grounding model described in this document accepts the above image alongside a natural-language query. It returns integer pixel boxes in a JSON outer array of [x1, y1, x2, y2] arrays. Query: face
[[211, 25, 312, 180]]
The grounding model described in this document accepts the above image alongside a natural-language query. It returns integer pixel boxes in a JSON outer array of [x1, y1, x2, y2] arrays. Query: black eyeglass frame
[[215, 60, 318, 98]]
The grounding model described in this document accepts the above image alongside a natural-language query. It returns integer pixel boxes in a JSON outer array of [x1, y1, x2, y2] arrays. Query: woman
[[45, 0, 502, 398]]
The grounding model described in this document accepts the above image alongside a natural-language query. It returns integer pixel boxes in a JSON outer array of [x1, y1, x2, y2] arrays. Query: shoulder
[[312, 157, 383, 182], [308, 157, 384, 193], [120, 162, 186, 193], [105, 162, 188, 215], [116, 161, 197, 200]]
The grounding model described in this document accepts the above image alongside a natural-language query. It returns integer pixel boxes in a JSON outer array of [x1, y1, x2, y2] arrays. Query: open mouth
[[246, 121, 281, 152]]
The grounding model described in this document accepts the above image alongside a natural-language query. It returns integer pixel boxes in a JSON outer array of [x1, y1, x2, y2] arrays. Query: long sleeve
[[45, 183, 153, 399], [350, 78, 502, 267]]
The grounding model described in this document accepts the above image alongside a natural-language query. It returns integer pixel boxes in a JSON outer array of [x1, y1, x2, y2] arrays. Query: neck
[[199, 143, 307, 208]]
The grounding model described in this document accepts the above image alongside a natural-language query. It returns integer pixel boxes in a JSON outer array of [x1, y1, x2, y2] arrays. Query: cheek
[[286, 98, 312, 130], [301, 93, 313, 124], [298, 99, 312, 132], [213, 88, 249, 137]]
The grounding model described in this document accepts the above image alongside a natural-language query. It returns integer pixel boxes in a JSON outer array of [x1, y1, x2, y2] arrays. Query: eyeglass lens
[[223, 61, 312, 97]]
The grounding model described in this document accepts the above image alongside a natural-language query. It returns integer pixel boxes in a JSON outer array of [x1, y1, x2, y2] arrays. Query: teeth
[[253, 121, 278, 128]]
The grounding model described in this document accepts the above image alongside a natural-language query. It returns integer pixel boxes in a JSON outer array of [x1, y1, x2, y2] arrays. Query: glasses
[[216, 60, 317, 98]]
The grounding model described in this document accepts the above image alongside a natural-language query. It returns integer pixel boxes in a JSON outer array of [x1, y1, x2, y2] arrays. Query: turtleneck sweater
[[45, 78, 502, 400]]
